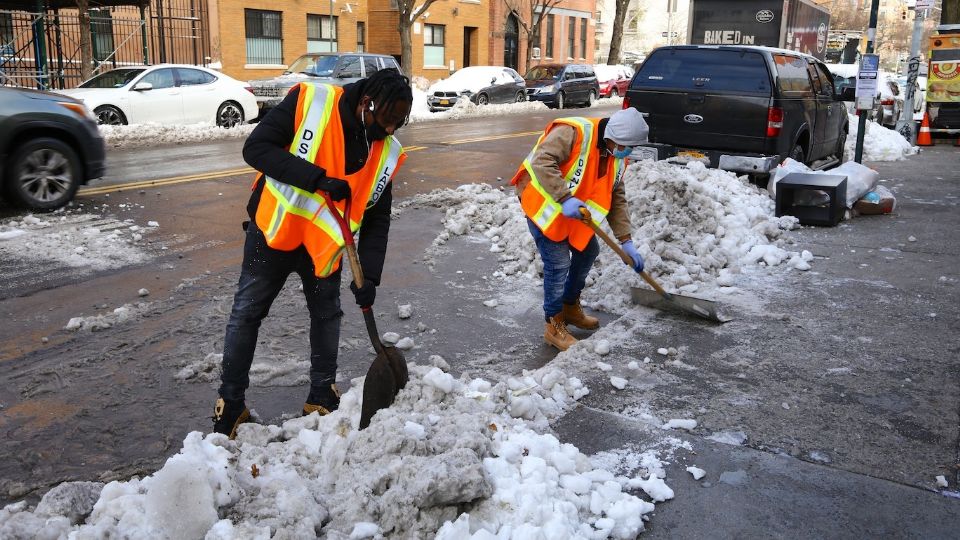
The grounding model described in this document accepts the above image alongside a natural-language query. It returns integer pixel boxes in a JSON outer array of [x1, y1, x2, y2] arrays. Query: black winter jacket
[[242, 81, 393, 285]]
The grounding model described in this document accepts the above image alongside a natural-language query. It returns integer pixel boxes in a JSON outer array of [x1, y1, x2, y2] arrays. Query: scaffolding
[[0, 0, 209, 90]]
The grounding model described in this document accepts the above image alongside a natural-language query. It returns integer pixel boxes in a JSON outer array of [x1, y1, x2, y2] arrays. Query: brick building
[[209, 0, 596, 83]]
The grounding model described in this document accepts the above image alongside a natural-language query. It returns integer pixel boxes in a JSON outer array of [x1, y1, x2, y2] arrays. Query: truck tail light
[[766, 106, 784, 137], [880, 98, 894, 106], [622, 96, 630, 109]]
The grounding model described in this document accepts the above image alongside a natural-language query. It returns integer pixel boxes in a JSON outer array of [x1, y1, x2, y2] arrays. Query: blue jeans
[[218, 223, 343, 402], [526, 218, 599, 321]]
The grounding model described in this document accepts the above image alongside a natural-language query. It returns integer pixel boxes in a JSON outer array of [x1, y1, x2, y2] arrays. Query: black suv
[[624, 46, 853, 174], [524, 64, 600, 109], [0, 87, 106, 211], [249, 52, 401, 111]]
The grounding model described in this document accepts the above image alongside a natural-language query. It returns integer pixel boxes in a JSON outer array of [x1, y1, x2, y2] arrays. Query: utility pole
[[854, 0, 880, 163], [330, 0, 335, 51], [895, 5, 926, 144]]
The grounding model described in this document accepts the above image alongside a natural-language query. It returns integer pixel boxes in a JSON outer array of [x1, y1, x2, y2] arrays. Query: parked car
[[624, 45, 852, 174], [593, 64, 632, 98], [897, 75, 926, 120], [825, 63, 903, 128], [60, 64, 258, 128], [426, 66, 526, 112], [524, 63, 600, 109], [249, 53, 401, 111], [0, 87, 105, 210]]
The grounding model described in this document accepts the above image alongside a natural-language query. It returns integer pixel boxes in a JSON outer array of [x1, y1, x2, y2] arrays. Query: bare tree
[[827, 0, 869, 31], [395, 0, 442, 79], [607, 0, 632, 65], [76, 0, 93, 80], [504, 0, 564, 72]]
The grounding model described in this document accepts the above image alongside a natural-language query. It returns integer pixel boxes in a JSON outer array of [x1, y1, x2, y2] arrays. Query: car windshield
[[286, 55, 339, 76], [79, 69, 145, 88], [525, 66, 560, 80]]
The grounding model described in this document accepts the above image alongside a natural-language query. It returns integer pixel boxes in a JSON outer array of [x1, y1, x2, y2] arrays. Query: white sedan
[[60, 64, 258, 127]]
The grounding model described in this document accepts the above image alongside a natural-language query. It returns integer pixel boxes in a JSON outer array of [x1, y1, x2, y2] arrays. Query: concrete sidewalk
[[384, 144, 959, 537]]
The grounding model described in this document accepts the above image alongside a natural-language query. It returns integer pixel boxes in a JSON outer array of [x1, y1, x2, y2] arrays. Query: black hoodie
[[242, 80, 393, 285]]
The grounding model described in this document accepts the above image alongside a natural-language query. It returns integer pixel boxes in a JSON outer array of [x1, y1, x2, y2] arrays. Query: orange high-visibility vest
[[510, 117, 627, 251], [253, 82, 406, 277]]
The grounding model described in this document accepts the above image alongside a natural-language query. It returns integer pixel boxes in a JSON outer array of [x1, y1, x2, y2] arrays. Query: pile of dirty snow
[[0, 364, 665, 539], [844, 114, 917, 161], [0, 211, 154, 271], [99, 123, 256, 149], [408, 160, 807, 312]]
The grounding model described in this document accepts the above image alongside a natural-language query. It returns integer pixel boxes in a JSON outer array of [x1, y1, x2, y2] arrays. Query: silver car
[[249, 53, 401, 111]]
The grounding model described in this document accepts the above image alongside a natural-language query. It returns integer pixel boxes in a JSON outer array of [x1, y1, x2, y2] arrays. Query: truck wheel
[[789, 144, 805, 164], [836, 131, 847, 162]]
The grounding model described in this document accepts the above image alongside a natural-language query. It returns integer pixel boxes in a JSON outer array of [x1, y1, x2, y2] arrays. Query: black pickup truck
[[624, 45, 854, 175]]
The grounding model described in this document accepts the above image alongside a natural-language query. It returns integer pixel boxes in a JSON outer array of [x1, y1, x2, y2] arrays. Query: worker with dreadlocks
[[511, 108, 649, 351], [213, 68, 413, 438]]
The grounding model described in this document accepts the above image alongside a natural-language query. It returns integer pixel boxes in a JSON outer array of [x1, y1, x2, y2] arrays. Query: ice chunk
[[686, 466, 706, 480], [594, 339, 610, 355], [662, 418, 697, 430], [610, 376, 628, 390], [395, 337, 415, 350], [398, 304, 413, 319], [138, 288, 150, 297], [626, 474, 674, 502], [482, 299, 498, 307], [596, 361, 613, 372]]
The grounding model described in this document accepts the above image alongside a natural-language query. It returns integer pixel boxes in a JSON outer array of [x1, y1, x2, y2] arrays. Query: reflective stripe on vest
[[255, 82, 405, 277]]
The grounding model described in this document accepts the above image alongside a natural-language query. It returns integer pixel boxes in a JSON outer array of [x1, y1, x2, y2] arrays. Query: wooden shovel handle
[[578, 207, 669, 297]]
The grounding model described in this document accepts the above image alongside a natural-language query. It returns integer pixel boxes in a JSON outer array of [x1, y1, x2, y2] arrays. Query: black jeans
[[218, 223, 343, 402]]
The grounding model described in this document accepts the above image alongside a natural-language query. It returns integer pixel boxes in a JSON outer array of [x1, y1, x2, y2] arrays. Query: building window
[[357, 21, 366, 52], [545, 14, 554, 58], [580, 18, 587, 59], [245, 9, 283, 64], [0, 12, 12, 46], [307, 14, 337, 53], [567, 17, 575, 59], [90, 9, 115, 63], [424, 24, 444, 67]]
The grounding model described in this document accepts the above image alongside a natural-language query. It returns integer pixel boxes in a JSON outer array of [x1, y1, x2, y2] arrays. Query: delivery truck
[[687, 0, 831, 60]]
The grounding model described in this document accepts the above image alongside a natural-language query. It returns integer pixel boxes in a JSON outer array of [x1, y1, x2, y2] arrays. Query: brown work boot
[[213, 397, 250, 440], [303, 384, 340, 416], [544, 314, 578, 351], [562, 298, 600, 330]]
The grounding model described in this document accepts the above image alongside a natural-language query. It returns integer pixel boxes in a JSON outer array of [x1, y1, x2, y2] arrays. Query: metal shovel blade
[[630, 286, 730, 323], [358, 345, 408, 430]]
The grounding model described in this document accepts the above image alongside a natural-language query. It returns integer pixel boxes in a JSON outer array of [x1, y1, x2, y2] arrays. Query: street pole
[[895, 7, 926, 144], [329, 0, 334, 52], [667, 0, 673, 46], [854, 0, 881, 163]]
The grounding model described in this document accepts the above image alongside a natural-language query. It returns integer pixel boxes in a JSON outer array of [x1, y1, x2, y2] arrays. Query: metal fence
[[0, 0, 209, 90]]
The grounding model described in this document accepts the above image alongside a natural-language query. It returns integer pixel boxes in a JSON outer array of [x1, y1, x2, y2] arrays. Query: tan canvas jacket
[[514, 124, 633, 242]]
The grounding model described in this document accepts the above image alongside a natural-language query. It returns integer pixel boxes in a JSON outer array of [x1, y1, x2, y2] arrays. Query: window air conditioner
[[532, 47, 541, 59]]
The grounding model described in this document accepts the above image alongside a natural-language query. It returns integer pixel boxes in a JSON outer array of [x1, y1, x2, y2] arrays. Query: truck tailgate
[[633, 90, 770, 153]]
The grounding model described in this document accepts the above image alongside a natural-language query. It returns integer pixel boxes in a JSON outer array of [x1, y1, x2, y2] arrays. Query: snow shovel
[[579, 208, 728, 323], [322, 192, 408, 430]]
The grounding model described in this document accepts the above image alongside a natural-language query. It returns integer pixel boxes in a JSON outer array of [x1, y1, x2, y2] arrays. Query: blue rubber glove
[[560, 197, 587, 219], [621, 240, 644, 273]]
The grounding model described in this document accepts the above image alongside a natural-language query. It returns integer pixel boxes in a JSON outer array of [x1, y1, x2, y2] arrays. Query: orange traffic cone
[[917, 112, 933, 146]]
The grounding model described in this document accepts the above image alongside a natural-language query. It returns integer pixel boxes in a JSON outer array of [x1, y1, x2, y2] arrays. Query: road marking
[[444, 131, 541, 145], [79, 168, 255, 196]]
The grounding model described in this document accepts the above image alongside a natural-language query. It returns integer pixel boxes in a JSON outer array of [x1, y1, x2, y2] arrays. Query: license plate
[[678, 150, 706, 159], [631, 147, 658, 161], [439, 99, 449, 105]]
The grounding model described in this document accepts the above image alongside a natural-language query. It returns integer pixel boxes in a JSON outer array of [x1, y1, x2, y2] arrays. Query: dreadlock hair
[[362, 68, 413, 124]]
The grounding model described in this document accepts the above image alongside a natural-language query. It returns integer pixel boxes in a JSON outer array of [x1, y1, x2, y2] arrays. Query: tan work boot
[[544, 314, 578, 351], [562, 298, 600, 330], [213, 397, 250, 440], [303, 384, 340, 416]]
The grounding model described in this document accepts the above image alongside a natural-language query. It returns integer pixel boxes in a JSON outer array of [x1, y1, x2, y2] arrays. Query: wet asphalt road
[[1, 107, 958, 536]]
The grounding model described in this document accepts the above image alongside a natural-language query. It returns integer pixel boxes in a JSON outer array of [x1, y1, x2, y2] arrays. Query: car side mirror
[[132, 82, 153, 91], [491, 77, 497, 84], [838, 86, 855, 101]]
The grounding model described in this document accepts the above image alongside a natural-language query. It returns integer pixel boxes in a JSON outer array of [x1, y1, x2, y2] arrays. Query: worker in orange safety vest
[[511, 108, 649, 351], [213, 69, 413, 439]]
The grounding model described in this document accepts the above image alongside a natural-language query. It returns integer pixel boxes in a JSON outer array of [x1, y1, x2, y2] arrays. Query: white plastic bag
[[767, 158, 812, 198], [830, 161, 879, 208]]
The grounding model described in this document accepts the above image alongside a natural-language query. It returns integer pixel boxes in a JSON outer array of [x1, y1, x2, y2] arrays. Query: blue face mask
[[612, 147, 633, 159]]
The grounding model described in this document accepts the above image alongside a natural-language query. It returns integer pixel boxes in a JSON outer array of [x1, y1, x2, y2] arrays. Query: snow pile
[[844, 114, 917, 162], [65, 302, 154, 332], [99, 123, 256, 149], [1, 364, 666, 539], [0, 212, 152, 271], [409, 160, 804, 311]]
